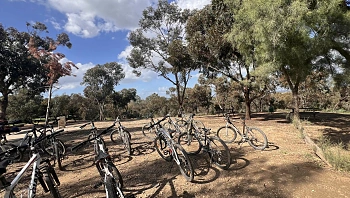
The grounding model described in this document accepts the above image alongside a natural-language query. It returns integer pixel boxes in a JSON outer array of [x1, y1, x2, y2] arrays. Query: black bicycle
[[150, 115, 194, 182], [72, 119, 125, 198], [178, 114, 231, 170]]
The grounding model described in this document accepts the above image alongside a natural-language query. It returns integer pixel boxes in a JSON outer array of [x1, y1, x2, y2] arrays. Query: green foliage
[[127, 0, 196, 109], [82, 62, 125, 120], [7, 89, 45, 122]]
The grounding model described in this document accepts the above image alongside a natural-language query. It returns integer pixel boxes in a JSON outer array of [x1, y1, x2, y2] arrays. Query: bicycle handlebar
[[72, 122, 115, 152]]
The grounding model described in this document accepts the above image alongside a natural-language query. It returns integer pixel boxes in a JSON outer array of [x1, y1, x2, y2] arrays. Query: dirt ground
[[1, 112, 350, 198]]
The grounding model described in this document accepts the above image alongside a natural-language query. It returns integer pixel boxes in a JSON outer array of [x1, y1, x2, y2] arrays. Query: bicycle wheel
[[122, 130, 132, 155], [54, 143, 63, 171], [154, 136, 172, 162], [43, 169, 62, 198], [105, 175, 118, 198], [44, 139, 66, 156], [110, 129, 120, 143], [142, 123, 157, 141], [246, 127, 268, 150], [217, 126, 237, 143], [96, 160, 124, 189], [177, 132, 201, 155], [207, 136, 231, 170], [173, 143, 194, 182]]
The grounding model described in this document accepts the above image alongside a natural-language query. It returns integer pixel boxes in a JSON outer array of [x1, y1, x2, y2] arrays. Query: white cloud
[[175, 0, 211, 10], [29, 0, 210, 38], [57, 61, 95, 90]]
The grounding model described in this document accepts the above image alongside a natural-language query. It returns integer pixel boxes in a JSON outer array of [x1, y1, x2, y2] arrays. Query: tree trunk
[[45, 84, 53, 126], [244, 87, 251, 120], [0, 91, 8, 120], [292, 88, 300, 121]]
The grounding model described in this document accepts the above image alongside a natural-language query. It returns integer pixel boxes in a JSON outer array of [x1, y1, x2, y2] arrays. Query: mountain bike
[[72, 119, 124, 198], [177, 114, 231, 170], [110, 117, 132, 155], [162, 115, 187, 139], [150, 115, 194, 182], [216, 113, 268, 150], [0, 130, 62, 198], [141, 116, 159, 141], [79, 121, 107, 155], [0, 125, 65, 163]]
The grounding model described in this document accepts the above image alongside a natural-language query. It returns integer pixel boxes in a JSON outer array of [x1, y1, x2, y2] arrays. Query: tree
[[225, 0, 350, 121], [27, 22, 77, 125], [127, 0, 197, 113], [186, 0, 273, 119], [7, 89, 45, 122], [81, 62, 125, 120], [108, 88, 137, 118], [186, 84, 212, 113], [0, 22, 76, 123], [0, 23, 45, 120]]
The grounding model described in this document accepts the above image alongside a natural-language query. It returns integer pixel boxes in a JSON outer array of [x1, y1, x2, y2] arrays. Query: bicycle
[[110, 117, 132, 155], [42, 127, 65, 171], [177, 114, 231, 170], [1, 124, 66, 164], [141, 115, 160, 141], [72, 119, 124, 198], [162, 115, 187, 139], [216, 113, 268, 150], [0, 130, 62, 198], [150, 115, 194, 182]]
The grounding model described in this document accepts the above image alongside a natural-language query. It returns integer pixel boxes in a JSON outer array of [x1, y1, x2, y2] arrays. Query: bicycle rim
[[177, 132, 201, 155], [208, 136, 231, 170], [217, 126, 237, 143], [247, 127, 268, 150], [173, 144, 194, 182], [122, 131, 132, 155], [154, 136, 173, 161]]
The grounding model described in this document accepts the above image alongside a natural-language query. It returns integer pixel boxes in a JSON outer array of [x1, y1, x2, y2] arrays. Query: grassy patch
[[319, 135, 350, 172]]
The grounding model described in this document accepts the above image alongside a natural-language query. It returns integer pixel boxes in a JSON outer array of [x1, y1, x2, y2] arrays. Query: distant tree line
[[1, 0, 349, 125]]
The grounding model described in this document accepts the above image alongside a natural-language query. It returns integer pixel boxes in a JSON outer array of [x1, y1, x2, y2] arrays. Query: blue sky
[[0, 0, 211, 99]]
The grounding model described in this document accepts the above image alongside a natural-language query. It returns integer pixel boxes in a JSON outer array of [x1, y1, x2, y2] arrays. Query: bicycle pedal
[[93, 182, 103, 189]]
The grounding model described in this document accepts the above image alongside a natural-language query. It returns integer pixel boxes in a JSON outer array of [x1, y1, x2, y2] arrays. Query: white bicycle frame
[[3, 151, 42, 198]]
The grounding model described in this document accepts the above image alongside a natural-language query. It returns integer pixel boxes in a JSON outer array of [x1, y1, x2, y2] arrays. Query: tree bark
[[45, 84, 53, 126]]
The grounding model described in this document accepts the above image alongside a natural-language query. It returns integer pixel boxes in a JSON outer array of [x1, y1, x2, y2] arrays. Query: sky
[[0, 0, 211, 98]]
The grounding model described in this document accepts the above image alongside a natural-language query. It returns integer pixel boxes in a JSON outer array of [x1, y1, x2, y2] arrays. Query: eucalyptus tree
[[186, 0, 274, 119], [127, 0, 197, 113], [225, 0, 350, 120], [81, 62, 125, 120], [108, 88, 137, 118]]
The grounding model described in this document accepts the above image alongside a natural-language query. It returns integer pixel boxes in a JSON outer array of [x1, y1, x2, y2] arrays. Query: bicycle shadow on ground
[[130, 176, 196, 198], [229, 148, 250, 170]]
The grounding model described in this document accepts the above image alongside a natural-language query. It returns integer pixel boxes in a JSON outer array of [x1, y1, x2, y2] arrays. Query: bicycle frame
[[5, 152, 41, 197], [158, 128, 182, 165]]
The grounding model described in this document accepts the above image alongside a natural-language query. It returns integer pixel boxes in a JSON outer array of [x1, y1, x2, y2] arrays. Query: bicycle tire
[[96, 160, 124, 189], [122, 130, 132, 155], [216, 126, 238, 143], [105, 175, 117, 198], [44, 170, 62, 198], [110, 129, 120, 143], [246, 127, 268, 150], [173, 143, 194, 182], [177, 132, 201, 155], [54, 142, 63, 171], [43, 139, 66, 156], [207, 136, 231, 170], [142, 123, 157, 141], [154, 136, 172, 162]]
